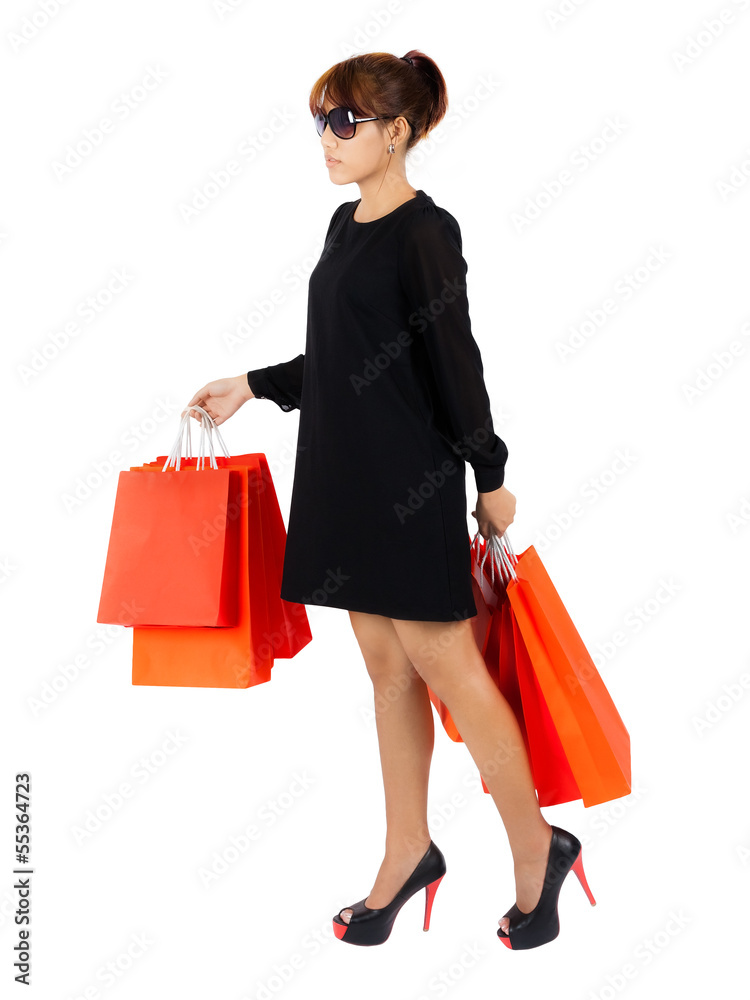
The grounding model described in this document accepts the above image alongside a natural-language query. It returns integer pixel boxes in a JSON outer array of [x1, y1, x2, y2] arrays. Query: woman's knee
[[348, 610, 419, 685]]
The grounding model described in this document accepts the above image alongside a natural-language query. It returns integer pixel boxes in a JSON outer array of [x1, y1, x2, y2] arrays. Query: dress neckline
[[350, 189, 425, 225]]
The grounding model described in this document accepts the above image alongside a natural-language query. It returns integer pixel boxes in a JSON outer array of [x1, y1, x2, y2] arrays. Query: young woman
[[185, 50, 593, 950]]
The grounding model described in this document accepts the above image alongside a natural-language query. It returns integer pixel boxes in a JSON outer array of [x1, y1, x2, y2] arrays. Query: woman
[[185, 50, 593, 950]]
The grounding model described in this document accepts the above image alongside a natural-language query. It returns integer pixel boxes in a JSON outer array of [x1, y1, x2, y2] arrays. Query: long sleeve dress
[[246, 189, 508, 622]]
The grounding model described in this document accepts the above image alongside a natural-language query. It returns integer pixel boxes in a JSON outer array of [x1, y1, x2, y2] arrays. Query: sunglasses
[[314, 106, 413, 140]]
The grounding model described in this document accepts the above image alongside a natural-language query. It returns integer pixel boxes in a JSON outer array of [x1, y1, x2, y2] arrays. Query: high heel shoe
[[497, 825, 596, 950], [332, 841, 446, 946]]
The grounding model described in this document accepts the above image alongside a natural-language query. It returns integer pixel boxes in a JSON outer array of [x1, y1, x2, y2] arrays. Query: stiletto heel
[[570, 849, 597, 906], [497, 825, 596, 950], [423, 873, 444, 931], [333, 841, 446, 946]]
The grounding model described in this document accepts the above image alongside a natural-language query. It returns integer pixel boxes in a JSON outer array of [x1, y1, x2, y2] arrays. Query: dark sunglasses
[[314, 106, 413, 140]]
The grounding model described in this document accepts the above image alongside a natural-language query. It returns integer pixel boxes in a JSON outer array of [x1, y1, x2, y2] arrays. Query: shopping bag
[[256, 454, 314, 658], [426, 530, 630, 808], [137, 450, 312, 660], [473, 540, 584, 806], [131, 455, 272, 688], [425, 540, 563, 802], [97, 463, 242, 627], [130, 406, 311, 687], [503, 536, 631, 807], [508, 607, 582, 806]]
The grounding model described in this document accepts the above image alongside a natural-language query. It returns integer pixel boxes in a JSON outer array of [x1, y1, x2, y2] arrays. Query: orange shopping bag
[[472, 537, 584, 806], [139, 408, 312, 658], [131, 460, 270, 688], [129, 407, 311, 688], [498, 532, 631, 807]]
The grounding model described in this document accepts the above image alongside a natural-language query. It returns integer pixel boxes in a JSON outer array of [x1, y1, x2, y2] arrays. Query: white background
[[2, 0, 748, 996]]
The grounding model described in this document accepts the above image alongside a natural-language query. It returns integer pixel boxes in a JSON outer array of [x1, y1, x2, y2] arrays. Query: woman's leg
[[338, 609, 437, 924], [389, 615, 553, 935]]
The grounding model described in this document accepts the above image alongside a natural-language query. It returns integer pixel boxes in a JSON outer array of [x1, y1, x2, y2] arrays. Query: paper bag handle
[[470, 528, 518, 585], [162, 405, 230, 471]]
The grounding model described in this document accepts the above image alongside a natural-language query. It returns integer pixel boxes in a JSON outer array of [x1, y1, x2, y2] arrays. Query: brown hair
[[308, 50, 448, 152]]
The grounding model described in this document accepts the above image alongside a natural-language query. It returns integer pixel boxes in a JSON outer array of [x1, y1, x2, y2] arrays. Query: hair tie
[[401, 55, 414, 67]]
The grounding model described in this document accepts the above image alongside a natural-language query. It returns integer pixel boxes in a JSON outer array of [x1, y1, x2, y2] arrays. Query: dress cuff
[[474, 465, 506, 493], [246, 369, 269, 398]]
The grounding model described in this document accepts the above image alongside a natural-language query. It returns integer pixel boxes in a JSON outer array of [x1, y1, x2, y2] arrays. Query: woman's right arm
[[183, 354, 305, 426]]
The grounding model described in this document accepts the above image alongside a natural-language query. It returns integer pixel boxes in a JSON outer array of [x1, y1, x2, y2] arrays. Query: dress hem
[[281, 590, 478, 623]]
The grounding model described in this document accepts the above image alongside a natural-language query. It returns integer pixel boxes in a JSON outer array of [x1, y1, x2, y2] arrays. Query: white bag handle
[[470, 527, 518, 586], [492, 531, 518, 583], [194, 406, 230, 461], [163, 412, 214, 471], [162, 405, 230, 471], [174, 405, 230, 470], [163, 410, 214, 470]]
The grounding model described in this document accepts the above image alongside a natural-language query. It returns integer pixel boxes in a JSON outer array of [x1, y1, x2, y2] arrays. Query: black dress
[[246, 189, 508, 622]]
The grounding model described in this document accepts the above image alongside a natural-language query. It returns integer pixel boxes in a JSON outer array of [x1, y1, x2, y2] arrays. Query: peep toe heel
[[497, 825, 596, 950], [333, 840, 446, 946]]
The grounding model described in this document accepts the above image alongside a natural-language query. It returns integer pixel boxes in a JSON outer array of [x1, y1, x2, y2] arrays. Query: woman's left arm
[[398, 207, 515, 538]]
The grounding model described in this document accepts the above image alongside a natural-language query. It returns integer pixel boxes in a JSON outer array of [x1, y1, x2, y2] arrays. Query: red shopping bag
[[97, 465, 242, 627], [255, 453, 313, 658]]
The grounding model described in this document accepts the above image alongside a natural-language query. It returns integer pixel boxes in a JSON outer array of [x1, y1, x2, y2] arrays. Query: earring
[[388, 142, 395, 154]]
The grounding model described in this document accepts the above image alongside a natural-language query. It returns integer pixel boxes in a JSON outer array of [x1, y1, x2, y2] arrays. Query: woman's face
[[319, 99, 392, 186]]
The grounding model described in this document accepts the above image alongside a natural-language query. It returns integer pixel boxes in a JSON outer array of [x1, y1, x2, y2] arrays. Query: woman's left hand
[[471, 484, 516, 539]]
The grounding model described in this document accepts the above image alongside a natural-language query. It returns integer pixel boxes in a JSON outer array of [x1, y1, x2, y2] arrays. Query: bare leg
[[338, 610, 438, 924], [389, 615, 553, 935]]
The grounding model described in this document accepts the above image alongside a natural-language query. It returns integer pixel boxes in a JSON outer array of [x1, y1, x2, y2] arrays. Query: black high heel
[[332, 841, 446, 946], [497, 825, 596, 950]]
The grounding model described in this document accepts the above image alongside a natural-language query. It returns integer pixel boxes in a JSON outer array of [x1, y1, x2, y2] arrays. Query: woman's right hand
[[183, 374, 254, 426]]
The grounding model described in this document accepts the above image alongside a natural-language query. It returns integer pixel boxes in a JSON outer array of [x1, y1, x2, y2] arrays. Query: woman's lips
[[325, 157, 340, 167]]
